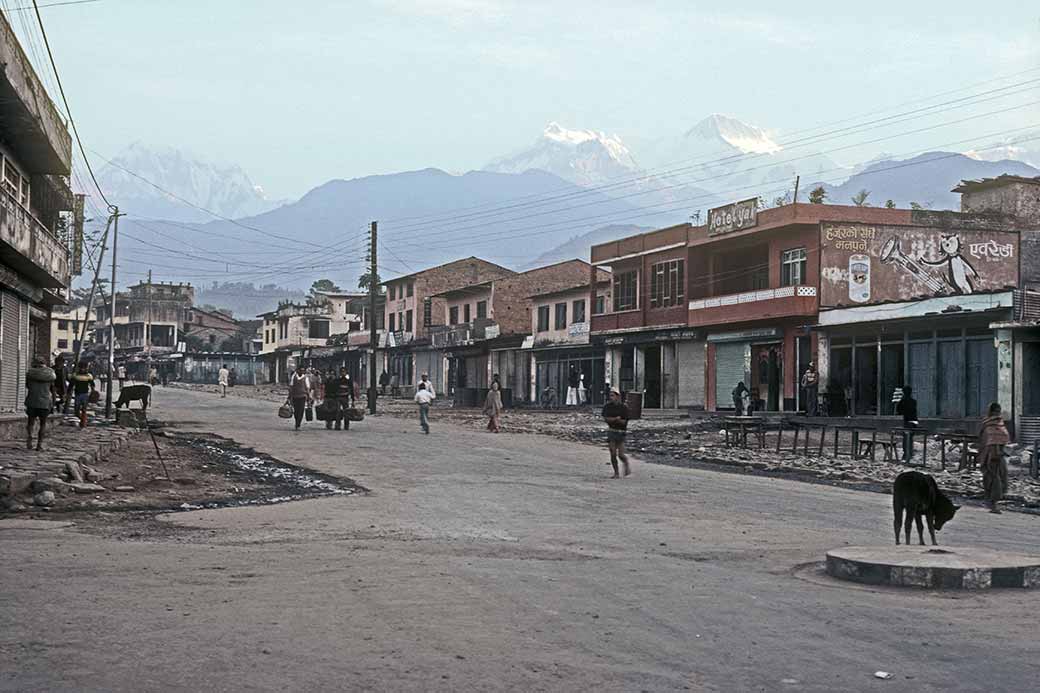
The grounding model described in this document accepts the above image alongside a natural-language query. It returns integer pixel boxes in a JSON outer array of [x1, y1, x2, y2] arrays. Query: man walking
[[414, 382, 435, 434], [325, 367, 353, 431], [25, 358, 56, 451], [379, 369, 390, 396], [52, 354, 68, 414], [601, 389, 631, 479], [116, 363, 127, 391], [218, 364, 230, 398], [417, 372, 435, 397], [69, 362, 96, 428], [801, 361, 819, 416], [895, 385, 919, 461]]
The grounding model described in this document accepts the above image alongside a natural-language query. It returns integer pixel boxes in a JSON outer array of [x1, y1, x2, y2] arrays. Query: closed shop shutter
[[965, 339, 997, 417], [714, 342, 746, 410], [0, 291, 26, 412]]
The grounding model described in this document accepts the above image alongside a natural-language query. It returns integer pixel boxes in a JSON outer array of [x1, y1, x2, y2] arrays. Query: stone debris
[[32, 490, 55, 507]]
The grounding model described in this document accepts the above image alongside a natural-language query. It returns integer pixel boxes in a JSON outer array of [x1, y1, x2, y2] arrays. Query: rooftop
[[952, 174, 1040, 193]]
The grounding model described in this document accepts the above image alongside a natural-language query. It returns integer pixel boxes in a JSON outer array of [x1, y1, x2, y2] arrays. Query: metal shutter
[[714, 342, 746, 410], [1, 291, 26, 412]]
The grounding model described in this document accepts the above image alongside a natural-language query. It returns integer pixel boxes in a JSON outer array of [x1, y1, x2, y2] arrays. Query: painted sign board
[[708, 197, 758, 236], [819, 222, 1019, 308]]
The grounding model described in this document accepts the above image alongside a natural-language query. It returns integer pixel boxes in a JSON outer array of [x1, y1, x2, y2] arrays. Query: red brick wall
[[493, 260, 596, 336]]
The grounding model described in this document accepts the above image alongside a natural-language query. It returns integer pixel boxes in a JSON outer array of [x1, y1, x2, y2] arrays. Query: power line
[[29, 0, 112, 209]]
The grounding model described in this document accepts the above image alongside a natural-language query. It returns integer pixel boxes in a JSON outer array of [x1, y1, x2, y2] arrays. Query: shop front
[[593, 327, 703, 410], [530, 345, 606, 407], [705, 325, 811, 412]]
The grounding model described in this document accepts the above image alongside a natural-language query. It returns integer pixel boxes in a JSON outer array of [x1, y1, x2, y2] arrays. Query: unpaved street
[[2, 388, 1038, 692]]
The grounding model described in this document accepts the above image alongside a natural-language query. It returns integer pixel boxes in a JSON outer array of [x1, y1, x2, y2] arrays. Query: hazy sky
[[16, 0, 1040, 198]]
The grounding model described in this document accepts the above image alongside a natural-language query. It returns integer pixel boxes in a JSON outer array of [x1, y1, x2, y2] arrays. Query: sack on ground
[[305, 404, 314, 422], [277, 401, 293, 419], [346, 407, 365, 422]]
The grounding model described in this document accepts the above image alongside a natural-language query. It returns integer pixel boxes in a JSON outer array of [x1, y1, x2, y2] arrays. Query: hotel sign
[[708, 197, 758, 236]]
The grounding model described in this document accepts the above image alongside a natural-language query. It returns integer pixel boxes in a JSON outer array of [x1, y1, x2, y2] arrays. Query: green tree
[[357, 271, 383, 293], [909, 201, 925, 211], [885, 199, 896, 209], [851, 189, 871, 207], [808, 186, 827, 204], [309, 279, 340, 299]]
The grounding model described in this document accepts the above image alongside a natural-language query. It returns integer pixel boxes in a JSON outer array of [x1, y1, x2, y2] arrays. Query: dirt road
[[2, 387, 1037, 691]]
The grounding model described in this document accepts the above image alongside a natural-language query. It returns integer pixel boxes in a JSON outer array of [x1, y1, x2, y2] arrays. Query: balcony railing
[[0, 184, 69, 288], [688, 285, 816, 311], [687, 285, 817, 327], [430, 319, 494, 347]]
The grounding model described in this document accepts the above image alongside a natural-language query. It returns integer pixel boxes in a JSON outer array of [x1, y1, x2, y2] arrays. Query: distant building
[[94, 280, 195, 356], [50, 305, 95, 357], [0, 12, 74, 412], [183, 305, 240, 350], [258, 292, 364, 383]]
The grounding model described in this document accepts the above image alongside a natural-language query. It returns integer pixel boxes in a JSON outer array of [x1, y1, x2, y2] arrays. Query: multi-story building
[[50, 305, 94, 356], [526, 275, 611, 406], [427, 259, 601, 404], [183, 305, 240, 350], [591, 182, 1039, 426], [381, 257, 514, 393], [258, 291, 363, 383], [0, 13, 73, 412], [94, 281, 194, 355]]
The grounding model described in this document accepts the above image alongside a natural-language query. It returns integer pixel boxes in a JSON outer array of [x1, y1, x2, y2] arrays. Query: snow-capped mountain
[[484, 122, 640, 187], [964, 130, 1040, 169], [95, 143, 287, 223], [636, 114, 838, 197]]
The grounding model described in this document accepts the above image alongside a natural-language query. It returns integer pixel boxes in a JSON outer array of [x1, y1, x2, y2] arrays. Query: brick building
[[258, 292, 362, 383], [428, 259, 602, 405], [183, 305, 240, 350], [381, 257, 514, 394], [0, 12, 73, 413], [94, 281, 194, 356], [50, 304, 94, 356]]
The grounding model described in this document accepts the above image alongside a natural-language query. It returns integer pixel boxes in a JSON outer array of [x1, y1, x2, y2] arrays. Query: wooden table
[[936, 431, 976, 471], [891, 427, 928, 467], [777, 419, 827, 456], [723, 416, 765, 449], [832, 425, 878, 461]]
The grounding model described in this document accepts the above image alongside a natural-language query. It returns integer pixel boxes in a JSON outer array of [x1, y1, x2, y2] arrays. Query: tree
[[851, 189, 871, 207], [358, 271, 383, 293], [909, 201, 926, 211], [885, 199, 896, 209], [808, 186, 827, 204], [309, 279, 340, 299]]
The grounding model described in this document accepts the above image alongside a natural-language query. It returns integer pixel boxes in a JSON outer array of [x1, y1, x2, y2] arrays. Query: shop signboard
[[819, 222, 1019, 308], [708, 197, 758, 236]]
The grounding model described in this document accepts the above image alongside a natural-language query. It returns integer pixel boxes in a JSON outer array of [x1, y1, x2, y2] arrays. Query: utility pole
[[146, 268, 152, 355], [792, 175, 800, 205], [367, 220, 378, 415], [72, 213, 112, 370], [105, 207, 123, 418]]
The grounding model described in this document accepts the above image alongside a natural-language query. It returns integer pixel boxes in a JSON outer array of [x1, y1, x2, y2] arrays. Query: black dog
[[115, 384, 151, 412], [893, 471, 958, 545]]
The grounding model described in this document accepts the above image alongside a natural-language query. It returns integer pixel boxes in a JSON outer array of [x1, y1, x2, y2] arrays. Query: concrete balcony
[[0, 185, 69, 289], [0, 14, 72, 173], [687, 285, 818, 327]]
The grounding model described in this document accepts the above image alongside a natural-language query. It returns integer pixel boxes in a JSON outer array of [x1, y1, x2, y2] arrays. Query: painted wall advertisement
[[819, 222, 1018, 308]]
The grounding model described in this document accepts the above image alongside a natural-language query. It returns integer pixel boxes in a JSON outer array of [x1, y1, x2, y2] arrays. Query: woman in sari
[[977, 402, 1010, 514]]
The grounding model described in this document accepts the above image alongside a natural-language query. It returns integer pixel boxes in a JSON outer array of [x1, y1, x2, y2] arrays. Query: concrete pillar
[[996, 329, 1014, 421], [633, 346, 645, 392], [817, 331, 831, 392]]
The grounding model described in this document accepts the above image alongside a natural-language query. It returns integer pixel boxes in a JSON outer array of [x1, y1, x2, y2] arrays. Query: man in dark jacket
[[325, 367, 353, 430], [895, 385, 919, 461], [601, 389, 631, 479]]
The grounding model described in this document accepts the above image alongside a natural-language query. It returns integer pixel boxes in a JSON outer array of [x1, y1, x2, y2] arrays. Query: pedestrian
[[895, 385, 919, 461], [25, 357, 56, 451], [161, 368, 169, 387], [288, 366, 313, 430], [148, 365, 158, 386], [52, 354, 68, 414], [414, 381, 435, 434], [801, 362, 819, 416], [218, 363, 230, 398], [484, 380, 503, 433], [978, 402, 1010, 514], [325, 367, 353, 431], [69, 361, 96, 428], [229, 368, 237, 387], [417, 372, 435, 397], [602, 389, 631, 478], [379, 369, 390, 395], [732, 381, 748, 416], [116, 363, 126, 391], [566, 365, 580, 406]]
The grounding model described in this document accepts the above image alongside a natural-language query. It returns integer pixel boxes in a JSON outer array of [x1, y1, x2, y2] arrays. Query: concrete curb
[[826, 545, 1040, 589]]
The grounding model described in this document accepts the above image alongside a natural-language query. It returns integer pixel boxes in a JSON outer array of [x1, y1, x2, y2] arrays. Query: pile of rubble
[[0, 413, 136, 512]]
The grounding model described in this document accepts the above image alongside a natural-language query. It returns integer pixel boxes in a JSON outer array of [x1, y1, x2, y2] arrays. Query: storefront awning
[[818, 291, 1013, 328]]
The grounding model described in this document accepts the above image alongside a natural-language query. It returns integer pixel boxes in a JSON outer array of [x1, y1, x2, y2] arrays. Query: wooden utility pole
[[105, 207, 123, 418], [72, 213, 112, 369], [367, 220, 378, 414], [792, 175, 800, 205]]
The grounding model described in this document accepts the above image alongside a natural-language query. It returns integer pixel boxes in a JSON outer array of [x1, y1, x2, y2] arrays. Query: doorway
[[643, 345, 662, 408], [751, 343, 782, 412]]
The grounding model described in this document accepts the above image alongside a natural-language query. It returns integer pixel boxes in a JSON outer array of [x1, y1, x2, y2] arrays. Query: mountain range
[[96, 119, 1040, 310]]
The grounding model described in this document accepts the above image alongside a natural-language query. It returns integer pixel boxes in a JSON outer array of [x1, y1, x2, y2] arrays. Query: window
[[449, 306, 459, 325], [19, 177, 29, 206], [389, 285, 396, 300], [781, 247, 807, 286], [537, 305, 550, 332], [389, 313, 396, 332], [476, 300, 487, 319], [613, 270, 638, 311], [464, 304, 471, 323], [407, 282, 414, 297], [405, 310, 413, 332], [650, 259, 684, 308], [594, 295, 606, 315], [2, 158, 20, 199], [57, 339, 68, 349], [572, 299, 586, 324], [209, 334, 217, 344], [397, 313, 404, 332], [554, 302, 567, 330], [57, 320, 68, 330], [309, 320, 330, 339]]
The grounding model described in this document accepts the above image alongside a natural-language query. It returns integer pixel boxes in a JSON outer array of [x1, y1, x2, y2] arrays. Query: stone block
[[30, 477, 73, 496], [32, 490, 55, 507], [0, 472, 35, 496], [69, 482, 106, 494]]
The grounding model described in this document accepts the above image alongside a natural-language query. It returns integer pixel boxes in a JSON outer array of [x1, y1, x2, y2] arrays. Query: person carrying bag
[[287, 367, 314, 430]]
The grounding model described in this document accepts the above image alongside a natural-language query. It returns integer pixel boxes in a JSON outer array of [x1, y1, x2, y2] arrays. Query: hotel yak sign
[[708, 198, 758, 236], [819, 222, 1019, 308]]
